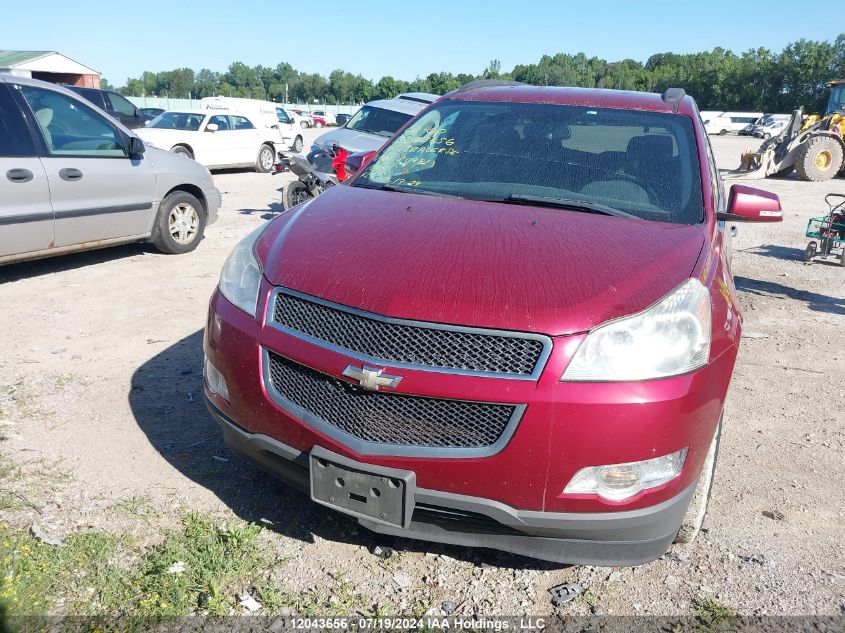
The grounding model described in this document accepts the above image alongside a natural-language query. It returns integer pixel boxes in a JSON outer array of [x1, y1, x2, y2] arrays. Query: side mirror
[[345, 150, 377, 176], [717, 184, 783, 222], [206, 123, 219, 132], [128, 136, 145, 158]]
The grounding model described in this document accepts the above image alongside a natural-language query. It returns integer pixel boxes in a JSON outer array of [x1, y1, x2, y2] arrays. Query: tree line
[[112, 34, 845, 113]]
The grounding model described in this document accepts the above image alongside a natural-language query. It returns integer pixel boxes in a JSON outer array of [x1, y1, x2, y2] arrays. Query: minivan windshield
[[345, 105, 413, 137], [148, 112, 205, 131], [354, 101, 704, 224]]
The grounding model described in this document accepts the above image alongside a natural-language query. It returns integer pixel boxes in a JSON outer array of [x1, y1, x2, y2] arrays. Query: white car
[[288, 109, 314, 129], [136, 110, 280, 172]]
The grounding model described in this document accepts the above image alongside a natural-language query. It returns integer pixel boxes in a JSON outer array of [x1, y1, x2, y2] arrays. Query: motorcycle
[[274, 144, 374, 209]]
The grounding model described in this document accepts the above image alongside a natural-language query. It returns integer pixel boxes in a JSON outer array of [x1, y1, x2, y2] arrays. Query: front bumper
[[207, 398, 693, 566], [205, 187, 222, 225]]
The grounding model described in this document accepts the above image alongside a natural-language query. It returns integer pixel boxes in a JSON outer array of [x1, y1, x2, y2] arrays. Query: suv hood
[[257, 186, 705, 336]]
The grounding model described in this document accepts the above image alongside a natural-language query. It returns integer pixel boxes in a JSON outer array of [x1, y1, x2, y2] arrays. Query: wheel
[[315, 122, 324, 128], [171, 145, 193, 159], [256, 144, 275, 173], [283, 181, 313, 210], [794, 136, 844, 182], [292, 136, 304, 153], [719, 129, 727, 136], [763, 133, 771, 139], [152, 191, 206, 254], [300, 121, 308, 129], [674, 415, 721, 544], [804, 241, 817, 263]]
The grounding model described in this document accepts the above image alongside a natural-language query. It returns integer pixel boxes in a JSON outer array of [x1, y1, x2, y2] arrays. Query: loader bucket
[[724, 110, 804, 180]]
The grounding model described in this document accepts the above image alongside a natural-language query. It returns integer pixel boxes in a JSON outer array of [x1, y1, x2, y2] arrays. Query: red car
[[204, 82, 782, 565]]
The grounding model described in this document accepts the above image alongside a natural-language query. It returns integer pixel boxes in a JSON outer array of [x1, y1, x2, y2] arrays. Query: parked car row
[[701, 111, 791, 137]]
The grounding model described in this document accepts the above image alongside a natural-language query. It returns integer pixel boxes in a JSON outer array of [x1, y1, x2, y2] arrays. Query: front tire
[[673, 415, 721, 544], [283, 181, 313, 210], [152, 191, 206, 254], [171, 145, 193, 159], [804, 241, 817, 263], [719, 129, 727, 136], [300, 121, 308, 129], [794, 136, 843, 182], [256, 144, 275, 173], [292, 136, 304, 153]]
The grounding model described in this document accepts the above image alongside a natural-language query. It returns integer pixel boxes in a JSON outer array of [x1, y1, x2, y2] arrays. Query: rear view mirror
[[128, 136, 145, 157], [718, 184, 783, 222], [345, 150, 377, 176], [206, 123, 219, 133]]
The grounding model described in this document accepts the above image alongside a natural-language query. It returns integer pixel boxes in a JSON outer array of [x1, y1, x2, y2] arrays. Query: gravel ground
[[0, 130, 843, 617]]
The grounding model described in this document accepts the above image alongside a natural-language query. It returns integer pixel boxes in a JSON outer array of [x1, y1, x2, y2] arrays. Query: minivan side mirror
[[128, 136, 145, 158], [345, 150, 377, 176], [717, 184, 783, 222], [206, 123, 219, 132]]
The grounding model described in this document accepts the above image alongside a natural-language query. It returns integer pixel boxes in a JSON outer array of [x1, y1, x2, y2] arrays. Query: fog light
[[204, 357, 230, 402], [563, 448, 688, 502]]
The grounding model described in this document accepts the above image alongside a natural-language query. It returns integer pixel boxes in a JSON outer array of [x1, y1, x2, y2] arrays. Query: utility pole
[[285, 83, 289, 104]]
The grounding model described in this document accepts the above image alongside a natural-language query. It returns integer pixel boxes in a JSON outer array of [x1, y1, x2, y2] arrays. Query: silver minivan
[[0, 75, 221, 266]]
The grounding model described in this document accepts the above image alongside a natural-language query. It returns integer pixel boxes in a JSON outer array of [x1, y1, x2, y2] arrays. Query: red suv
[[204, 82, 782, 565]]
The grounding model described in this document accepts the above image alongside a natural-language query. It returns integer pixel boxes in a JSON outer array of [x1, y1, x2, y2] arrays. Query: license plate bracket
[[309, 446, 415, 529]]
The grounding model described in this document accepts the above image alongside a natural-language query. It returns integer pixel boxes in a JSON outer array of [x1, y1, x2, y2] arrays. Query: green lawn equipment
[[804, 193, 845, 266]]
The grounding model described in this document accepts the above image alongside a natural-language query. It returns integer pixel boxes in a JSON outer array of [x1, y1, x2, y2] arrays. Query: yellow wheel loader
[[729, 80, 845, 182]]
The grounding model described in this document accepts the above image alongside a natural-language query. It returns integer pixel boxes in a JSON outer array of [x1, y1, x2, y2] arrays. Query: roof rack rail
[[661, 87, 686, 112], [446, 79, 525, 96]]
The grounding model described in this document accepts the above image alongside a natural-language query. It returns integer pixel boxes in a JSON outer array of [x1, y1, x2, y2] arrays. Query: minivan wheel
[[673, 414, 722, 545], [256, 144, 275, 173], [172, 145, 193, 159], [152, 191, 206, 254], [300, 121, 308, 129], [292, 136, 304, 152]]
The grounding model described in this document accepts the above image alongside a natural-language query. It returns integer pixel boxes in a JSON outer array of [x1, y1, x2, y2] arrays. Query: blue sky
[[3, 0, 841, 85]]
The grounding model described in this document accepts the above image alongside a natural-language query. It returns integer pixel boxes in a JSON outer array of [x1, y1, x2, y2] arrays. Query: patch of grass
[[1, 513, 268, 621], [0, 523, 126, 617], [0, 380, 38, 419], [578, 588, 599, 610], [693, 597, 740, 632], [111, 495, 156, 524]]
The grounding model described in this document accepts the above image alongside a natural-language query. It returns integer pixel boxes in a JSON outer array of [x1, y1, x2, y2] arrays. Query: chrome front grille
[[269, 289, 549, 378], [264, 350, 523, 456]]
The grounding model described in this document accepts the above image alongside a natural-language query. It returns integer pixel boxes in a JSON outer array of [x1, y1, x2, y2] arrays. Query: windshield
[[826, 83, 845, 115], [345, 105, 413, 138], [354, 101, 704, 224], [147, 112, 205, 131]]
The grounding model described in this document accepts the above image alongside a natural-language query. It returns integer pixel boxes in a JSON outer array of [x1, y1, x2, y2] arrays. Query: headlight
[[562, 278, 711, 381], [563, 448, 688, 502], [218, 225, 266, 316]]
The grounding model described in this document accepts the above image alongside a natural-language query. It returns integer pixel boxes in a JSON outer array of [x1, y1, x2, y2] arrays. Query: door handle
[[6, 168, 33, 183], [59, 168, 83, 182]]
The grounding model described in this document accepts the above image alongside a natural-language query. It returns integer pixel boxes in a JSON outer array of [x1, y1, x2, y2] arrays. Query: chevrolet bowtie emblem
[[342, 365, 402, 391]]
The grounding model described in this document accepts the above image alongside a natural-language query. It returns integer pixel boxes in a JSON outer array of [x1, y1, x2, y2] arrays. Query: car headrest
[[627, 134, 674, 159], [35, 108, 53, 128]]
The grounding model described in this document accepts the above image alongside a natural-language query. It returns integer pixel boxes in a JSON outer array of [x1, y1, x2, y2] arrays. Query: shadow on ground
[[0, 243, 150, 283], [128, 329, 559, 570], [739, 244, 806, 261], [238, 200, 285, 221], [735, 276, 845, 315]]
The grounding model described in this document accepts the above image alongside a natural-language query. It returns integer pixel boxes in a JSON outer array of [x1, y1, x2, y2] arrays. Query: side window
[[75, 88, 106, 109], [207, 115, 230, 130], [703, 136, 724, 213], [19, 86, 127, 158], [231, 116, 255, 130], [0, 85, 36, 157], [105, 92, 137, 117], [276, 108, 291, 124]]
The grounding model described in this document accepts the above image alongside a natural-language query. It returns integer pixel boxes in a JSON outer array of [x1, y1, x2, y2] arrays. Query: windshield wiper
[[352, 183, 457, 197], [499, 194, 640, 219]]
